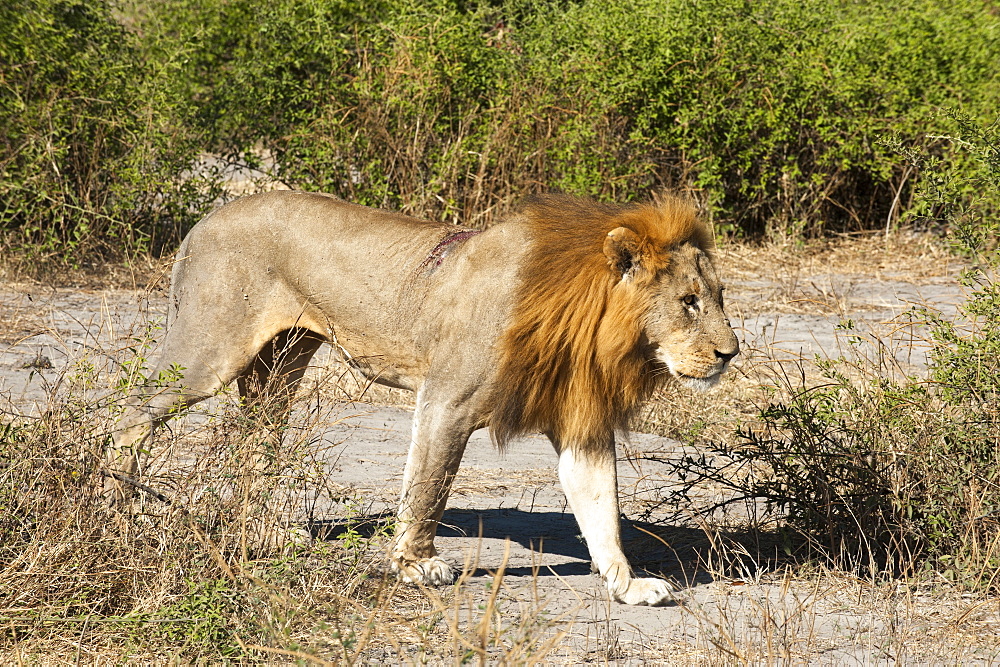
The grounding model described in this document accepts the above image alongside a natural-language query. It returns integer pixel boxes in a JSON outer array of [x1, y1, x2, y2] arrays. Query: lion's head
[[488, 193, 739, 450]]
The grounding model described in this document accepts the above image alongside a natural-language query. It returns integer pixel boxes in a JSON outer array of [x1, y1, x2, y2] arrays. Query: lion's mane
[[488, 194, 715, 451]]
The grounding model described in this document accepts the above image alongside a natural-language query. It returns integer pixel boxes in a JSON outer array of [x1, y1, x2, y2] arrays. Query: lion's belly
[[316, 322, 428, 391]]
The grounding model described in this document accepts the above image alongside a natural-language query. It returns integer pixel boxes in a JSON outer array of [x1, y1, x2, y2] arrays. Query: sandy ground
[[4, 241, 997, 662]]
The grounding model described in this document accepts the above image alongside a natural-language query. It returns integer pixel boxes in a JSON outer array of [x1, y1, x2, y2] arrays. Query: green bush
[[138, 0, 389, 156], [140, 0, 1000, 235], [4, 0, 1000, 263], [535, 0, 1000, 236], [671, 112, 1000, 583], [0, 0, 219, 267]]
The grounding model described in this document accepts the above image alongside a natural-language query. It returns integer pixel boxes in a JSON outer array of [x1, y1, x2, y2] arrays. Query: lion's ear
[[604, 227, 647, 282]]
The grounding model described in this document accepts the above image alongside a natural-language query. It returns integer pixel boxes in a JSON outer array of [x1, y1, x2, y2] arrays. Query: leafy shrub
[[4, 0, 1000, 262], [0, 323, 369, 660], [0, 0, 219, 267], [671, 112, 1000, 583], [139, 0, 1000, 235], [534, 0, 1000, 236], [138, 0, 389, 155]]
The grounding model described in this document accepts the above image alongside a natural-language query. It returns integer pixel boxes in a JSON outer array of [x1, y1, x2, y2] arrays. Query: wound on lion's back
[[419, 229, 481, 274]]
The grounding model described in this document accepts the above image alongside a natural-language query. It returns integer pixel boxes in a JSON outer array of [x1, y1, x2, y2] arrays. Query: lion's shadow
[[309, 506, 786, 588]]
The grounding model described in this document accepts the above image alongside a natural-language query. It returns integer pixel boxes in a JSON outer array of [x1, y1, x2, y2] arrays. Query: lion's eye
[[682, 294, 698, 307]]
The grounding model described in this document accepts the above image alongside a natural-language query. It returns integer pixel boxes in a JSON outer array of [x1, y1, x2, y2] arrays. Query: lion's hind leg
[[104, 305, 290, 500], [105, 333, 251, 500], [235, 328, 324, 466]]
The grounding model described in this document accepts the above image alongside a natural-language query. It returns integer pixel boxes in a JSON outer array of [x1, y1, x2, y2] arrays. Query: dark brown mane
[[487, 193, 713, 451]]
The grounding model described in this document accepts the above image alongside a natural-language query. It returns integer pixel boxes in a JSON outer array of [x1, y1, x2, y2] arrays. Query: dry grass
[[645, 566, 1000, 663], [725, 232, 958, 282], [0, 299, 577, 663], [0, 298, 49, 346]]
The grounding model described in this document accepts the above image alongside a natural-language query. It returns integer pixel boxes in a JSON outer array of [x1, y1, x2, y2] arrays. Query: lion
[[105, 190, 739, 606]]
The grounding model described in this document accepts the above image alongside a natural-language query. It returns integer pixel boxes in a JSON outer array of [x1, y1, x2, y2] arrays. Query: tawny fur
[[105, 190, 736, 606], [488, 194, 715, 450]]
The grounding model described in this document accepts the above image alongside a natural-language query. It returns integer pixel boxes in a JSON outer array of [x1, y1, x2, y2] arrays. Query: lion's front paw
[[392, 556, 455, 586], [613, 577, 674, 606]]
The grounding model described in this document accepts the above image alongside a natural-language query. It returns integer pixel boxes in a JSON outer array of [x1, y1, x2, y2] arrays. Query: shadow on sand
[[308, 506, 789, 590]]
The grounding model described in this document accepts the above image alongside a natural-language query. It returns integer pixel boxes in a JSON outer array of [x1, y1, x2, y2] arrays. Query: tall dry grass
[[0, 292, 591, 662]]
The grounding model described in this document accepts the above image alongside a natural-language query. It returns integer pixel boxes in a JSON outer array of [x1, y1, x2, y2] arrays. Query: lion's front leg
[[556, 444, 674, 606], [103, 417, 147, 502], [391, 391, 473, 586]]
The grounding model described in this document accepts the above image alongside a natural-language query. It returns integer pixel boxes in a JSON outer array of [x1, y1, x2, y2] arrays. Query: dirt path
[[4, 245, 997, 662]]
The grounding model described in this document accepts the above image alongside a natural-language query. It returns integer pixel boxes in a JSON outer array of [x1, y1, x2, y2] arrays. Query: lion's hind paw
[[392, 556, 455, 586]]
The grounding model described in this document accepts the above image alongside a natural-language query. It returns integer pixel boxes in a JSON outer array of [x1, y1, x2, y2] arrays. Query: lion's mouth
[[675, 370, 715, 381], [672, 369, 723, 391], [650, 345, 728, 391]]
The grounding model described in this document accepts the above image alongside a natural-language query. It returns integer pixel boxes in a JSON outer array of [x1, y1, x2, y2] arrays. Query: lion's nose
[[715, 346, 739, 364]]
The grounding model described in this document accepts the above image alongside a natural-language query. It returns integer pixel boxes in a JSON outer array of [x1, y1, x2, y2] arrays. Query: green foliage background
[[2, 0, 999, 261], [0, 0, 222, 265]]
